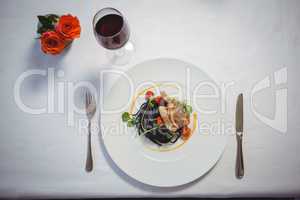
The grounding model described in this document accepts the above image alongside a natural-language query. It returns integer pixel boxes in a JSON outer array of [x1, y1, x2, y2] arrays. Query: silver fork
[[85, 91, 96, 172]]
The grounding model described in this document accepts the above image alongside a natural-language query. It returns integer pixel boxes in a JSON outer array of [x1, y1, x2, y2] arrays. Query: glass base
[[105, 41, 134, 66]]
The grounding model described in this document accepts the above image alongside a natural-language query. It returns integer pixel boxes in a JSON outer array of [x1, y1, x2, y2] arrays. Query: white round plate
[[101, 58, 229, 187]]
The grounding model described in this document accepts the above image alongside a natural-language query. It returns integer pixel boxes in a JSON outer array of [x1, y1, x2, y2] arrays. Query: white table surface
[[1, 0, 300, 198]]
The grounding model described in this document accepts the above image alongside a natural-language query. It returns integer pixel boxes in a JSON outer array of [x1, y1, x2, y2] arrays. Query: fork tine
[[90, 93, 94, 103], [89, 92, 92, 105], [85, 91, 88, 108], [89, 91, 92, 105]]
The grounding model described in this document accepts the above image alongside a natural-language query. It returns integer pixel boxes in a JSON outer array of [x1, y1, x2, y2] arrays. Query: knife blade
[[235, 93, 244, 178], [236, 93, 243, 132]]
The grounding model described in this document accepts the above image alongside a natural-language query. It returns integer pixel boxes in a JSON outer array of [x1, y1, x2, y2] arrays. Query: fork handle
[[236, 133, 244, 178], [85, 121, 93, 172]]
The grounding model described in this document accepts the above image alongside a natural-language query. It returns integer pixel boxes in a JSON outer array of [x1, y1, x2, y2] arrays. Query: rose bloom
[[56, 14, 81, 40], [40, 31, 66, 55]]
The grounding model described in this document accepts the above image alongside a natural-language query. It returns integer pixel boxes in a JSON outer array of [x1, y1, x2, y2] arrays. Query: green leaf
[[127, 119, 135, 127], [47, 14, 60, 22], [37, 26, 47, 34], [148, 99, 155, 108], [122, 112, 131, 122], [184, 104, 193, 114], [37, 15, 57, 34], [38, 15, 52, 27]]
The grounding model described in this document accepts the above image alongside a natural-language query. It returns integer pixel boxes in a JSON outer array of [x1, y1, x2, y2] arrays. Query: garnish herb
[[122, 90, 193, 146]]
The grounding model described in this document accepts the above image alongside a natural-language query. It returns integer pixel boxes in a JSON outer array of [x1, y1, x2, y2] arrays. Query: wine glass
[[93, 7, 134, 65]]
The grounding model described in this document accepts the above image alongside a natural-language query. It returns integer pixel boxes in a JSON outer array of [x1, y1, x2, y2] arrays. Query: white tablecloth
[[0, 0, 300, 198]]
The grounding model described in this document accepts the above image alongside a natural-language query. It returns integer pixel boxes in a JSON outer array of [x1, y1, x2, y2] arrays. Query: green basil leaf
[[127, 119, 135, 127], [184, 104, 193, 114], [122, 112, 131, 122], [148, 100, 155, 108]]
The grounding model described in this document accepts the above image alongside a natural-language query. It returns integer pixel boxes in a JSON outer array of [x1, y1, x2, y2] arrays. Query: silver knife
[[235, 93, 244, 178]]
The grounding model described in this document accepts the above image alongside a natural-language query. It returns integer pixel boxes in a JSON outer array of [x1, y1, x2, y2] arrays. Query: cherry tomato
[[182, 126, 191, 140], [156, 116, 163, 125], [155, 96, 162, 105], [145, 91, 154, 99]]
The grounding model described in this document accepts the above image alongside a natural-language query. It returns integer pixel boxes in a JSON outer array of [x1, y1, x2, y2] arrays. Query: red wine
[[94, 14, 129, 49], [96, 14, 123, 36]]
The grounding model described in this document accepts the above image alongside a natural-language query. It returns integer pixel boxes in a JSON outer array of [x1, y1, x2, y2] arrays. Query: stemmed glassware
[[93, 7, 134, 65]]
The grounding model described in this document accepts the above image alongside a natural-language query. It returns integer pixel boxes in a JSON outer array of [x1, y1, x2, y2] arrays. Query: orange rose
[[56, 14, 81, 40], [40, 31, 66, 55]]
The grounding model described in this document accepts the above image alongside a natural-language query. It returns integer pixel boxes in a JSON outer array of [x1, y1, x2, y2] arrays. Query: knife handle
[[236, 133, 244, 178]]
